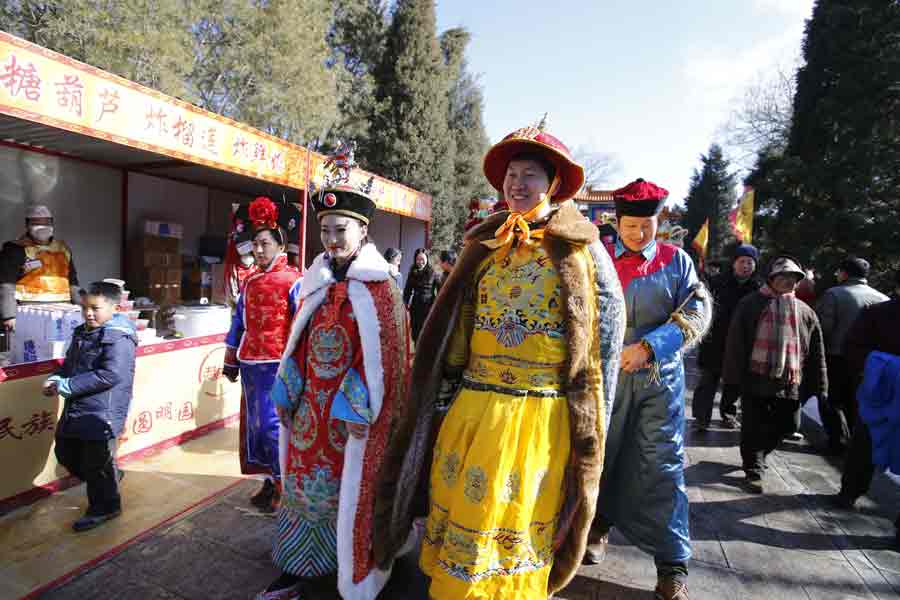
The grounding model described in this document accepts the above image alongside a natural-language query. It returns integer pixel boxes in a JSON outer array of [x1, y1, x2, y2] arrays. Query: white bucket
[[173, 305, 231, 339]]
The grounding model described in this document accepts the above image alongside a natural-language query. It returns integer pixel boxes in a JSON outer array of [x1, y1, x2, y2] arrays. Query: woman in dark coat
[[403, 248, 438, 342]]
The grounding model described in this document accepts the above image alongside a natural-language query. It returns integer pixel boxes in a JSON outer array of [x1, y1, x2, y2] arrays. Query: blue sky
[[435, 0, 814, 205]]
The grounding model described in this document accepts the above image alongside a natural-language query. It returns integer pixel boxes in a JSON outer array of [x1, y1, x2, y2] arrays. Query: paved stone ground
[[39, 355, 900, 599]]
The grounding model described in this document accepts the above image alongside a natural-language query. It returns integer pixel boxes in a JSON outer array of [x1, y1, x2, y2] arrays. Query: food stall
[[0, 32, 432, 512]]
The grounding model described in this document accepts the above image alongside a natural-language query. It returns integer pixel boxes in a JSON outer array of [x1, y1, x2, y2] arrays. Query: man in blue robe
[[588, 179, 712, 600]]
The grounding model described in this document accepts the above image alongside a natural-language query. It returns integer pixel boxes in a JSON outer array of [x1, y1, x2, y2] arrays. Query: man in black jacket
[[693, 244, 761, 431]]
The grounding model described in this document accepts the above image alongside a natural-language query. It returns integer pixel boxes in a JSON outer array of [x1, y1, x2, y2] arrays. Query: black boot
[[250, 479, 276, 508]]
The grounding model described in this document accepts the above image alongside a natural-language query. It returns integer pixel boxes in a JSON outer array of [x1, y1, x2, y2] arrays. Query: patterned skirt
[[420, 384, 570, 600]]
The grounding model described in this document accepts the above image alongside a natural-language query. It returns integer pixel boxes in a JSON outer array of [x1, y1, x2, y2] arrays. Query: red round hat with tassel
[[613, 178, 669, 217], [482, 114, 585, 203]]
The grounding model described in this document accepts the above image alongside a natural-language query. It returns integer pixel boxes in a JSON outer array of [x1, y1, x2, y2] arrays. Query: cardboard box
[[142, 252, 180, 268], [143, 267, 182, 286], [141, 235, 181, 254], [146, 283, 181, 305], [144, 220, 184, 239]]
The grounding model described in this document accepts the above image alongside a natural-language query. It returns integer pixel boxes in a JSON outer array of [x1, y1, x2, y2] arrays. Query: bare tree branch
[[718, 57, 800, 170], [571, 144, 623, 190]]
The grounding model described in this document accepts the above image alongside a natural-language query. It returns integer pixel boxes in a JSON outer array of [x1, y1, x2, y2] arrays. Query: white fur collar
[[299, 243, 390, 299]]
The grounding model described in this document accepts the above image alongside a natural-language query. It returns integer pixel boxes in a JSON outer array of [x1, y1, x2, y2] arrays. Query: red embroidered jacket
[[225, 254, 301, 365]]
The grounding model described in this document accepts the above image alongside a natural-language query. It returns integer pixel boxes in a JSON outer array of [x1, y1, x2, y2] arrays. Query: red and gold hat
[[613, 178, 669, 217], [482, 116, 585, 203]]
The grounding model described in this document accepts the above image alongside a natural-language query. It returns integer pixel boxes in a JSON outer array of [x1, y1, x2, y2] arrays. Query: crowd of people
[[30, 118, 900, 600]]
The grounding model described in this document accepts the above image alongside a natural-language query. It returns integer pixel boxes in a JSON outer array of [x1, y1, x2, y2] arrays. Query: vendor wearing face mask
[[0, 204, 80, 332]]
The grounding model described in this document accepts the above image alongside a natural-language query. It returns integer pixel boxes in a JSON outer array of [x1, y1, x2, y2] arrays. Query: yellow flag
[[691, 218, 709, 259], [733, 187, 754, 243]]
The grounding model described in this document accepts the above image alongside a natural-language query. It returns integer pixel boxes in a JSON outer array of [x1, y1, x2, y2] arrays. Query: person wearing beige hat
[[723, 255, 828, 494], [0, 204, 80, 333]]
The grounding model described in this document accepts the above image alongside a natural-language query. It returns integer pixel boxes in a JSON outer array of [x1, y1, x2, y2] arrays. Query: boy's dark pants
[[740, 395, 800, 476], [55, 437, 121, 515]]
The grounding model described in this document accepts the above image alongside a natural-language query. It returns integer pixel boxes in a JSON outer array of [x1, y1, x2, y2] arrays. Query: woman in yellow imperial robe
[[375, 119, 626, 600]]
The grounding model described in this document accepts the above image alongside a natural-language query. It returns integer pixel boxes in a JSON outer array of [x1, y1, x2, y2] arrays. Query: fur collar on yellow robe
[[375, 201, 626, 593]]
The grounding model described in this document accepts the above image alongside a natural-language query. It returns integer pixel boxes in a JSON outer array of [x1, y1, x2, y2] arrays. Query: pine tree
[[187, 0, 338, 145], [327, 0, 387, 147], [1, 1, 340, 146], [440, 27, 491, 248], [777, 0, 900, 285], [366, 0, 456, 252], [682, 144, 737, 262], [2, 0, 195, 101]]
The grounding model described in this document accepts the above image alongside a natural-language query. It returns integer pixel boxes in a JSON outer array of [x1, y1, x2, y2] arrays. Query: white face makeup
[[320, 214, 367, 264]]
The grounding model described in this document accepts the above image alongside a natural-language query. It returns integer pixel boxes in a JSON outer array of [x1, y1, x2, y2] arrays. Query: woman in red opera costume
[[223, 197, 303, 513], [258, 178, 411, 600]]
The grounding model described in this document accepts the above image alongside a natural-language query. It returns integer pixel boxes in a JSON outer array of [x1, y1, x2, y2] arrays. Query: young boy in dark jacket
[[44, 281, 137, 532]]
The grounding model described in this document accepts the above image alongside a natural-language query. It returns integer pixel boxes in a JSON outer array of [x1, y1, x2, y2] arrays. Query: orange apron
[[15, 239, 72, 302]]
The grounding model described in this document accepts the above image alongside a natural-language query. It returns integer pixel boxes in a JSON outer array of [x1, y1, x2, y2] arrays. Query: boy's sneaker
[[73, 509, 122, 532], [693, 420, 709, 434], [788, 432, 805, 441]]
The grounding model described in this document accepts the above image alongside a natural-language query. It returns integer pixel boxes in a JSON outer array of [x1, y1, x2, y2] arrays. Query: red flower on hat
[[324, 193, 338, 208], [613, 178, 669, 202], [248, 196, 279, 229]]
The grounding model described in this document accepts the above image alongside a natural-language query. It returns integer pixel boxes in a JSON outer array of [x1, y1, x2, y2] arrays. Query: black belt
[[460, 377, 564, 398]]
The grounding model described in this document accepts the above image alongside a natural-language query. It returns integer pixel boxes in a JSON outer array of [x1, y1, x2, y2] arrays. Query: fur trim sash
[[374, 201, 625, 593]]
